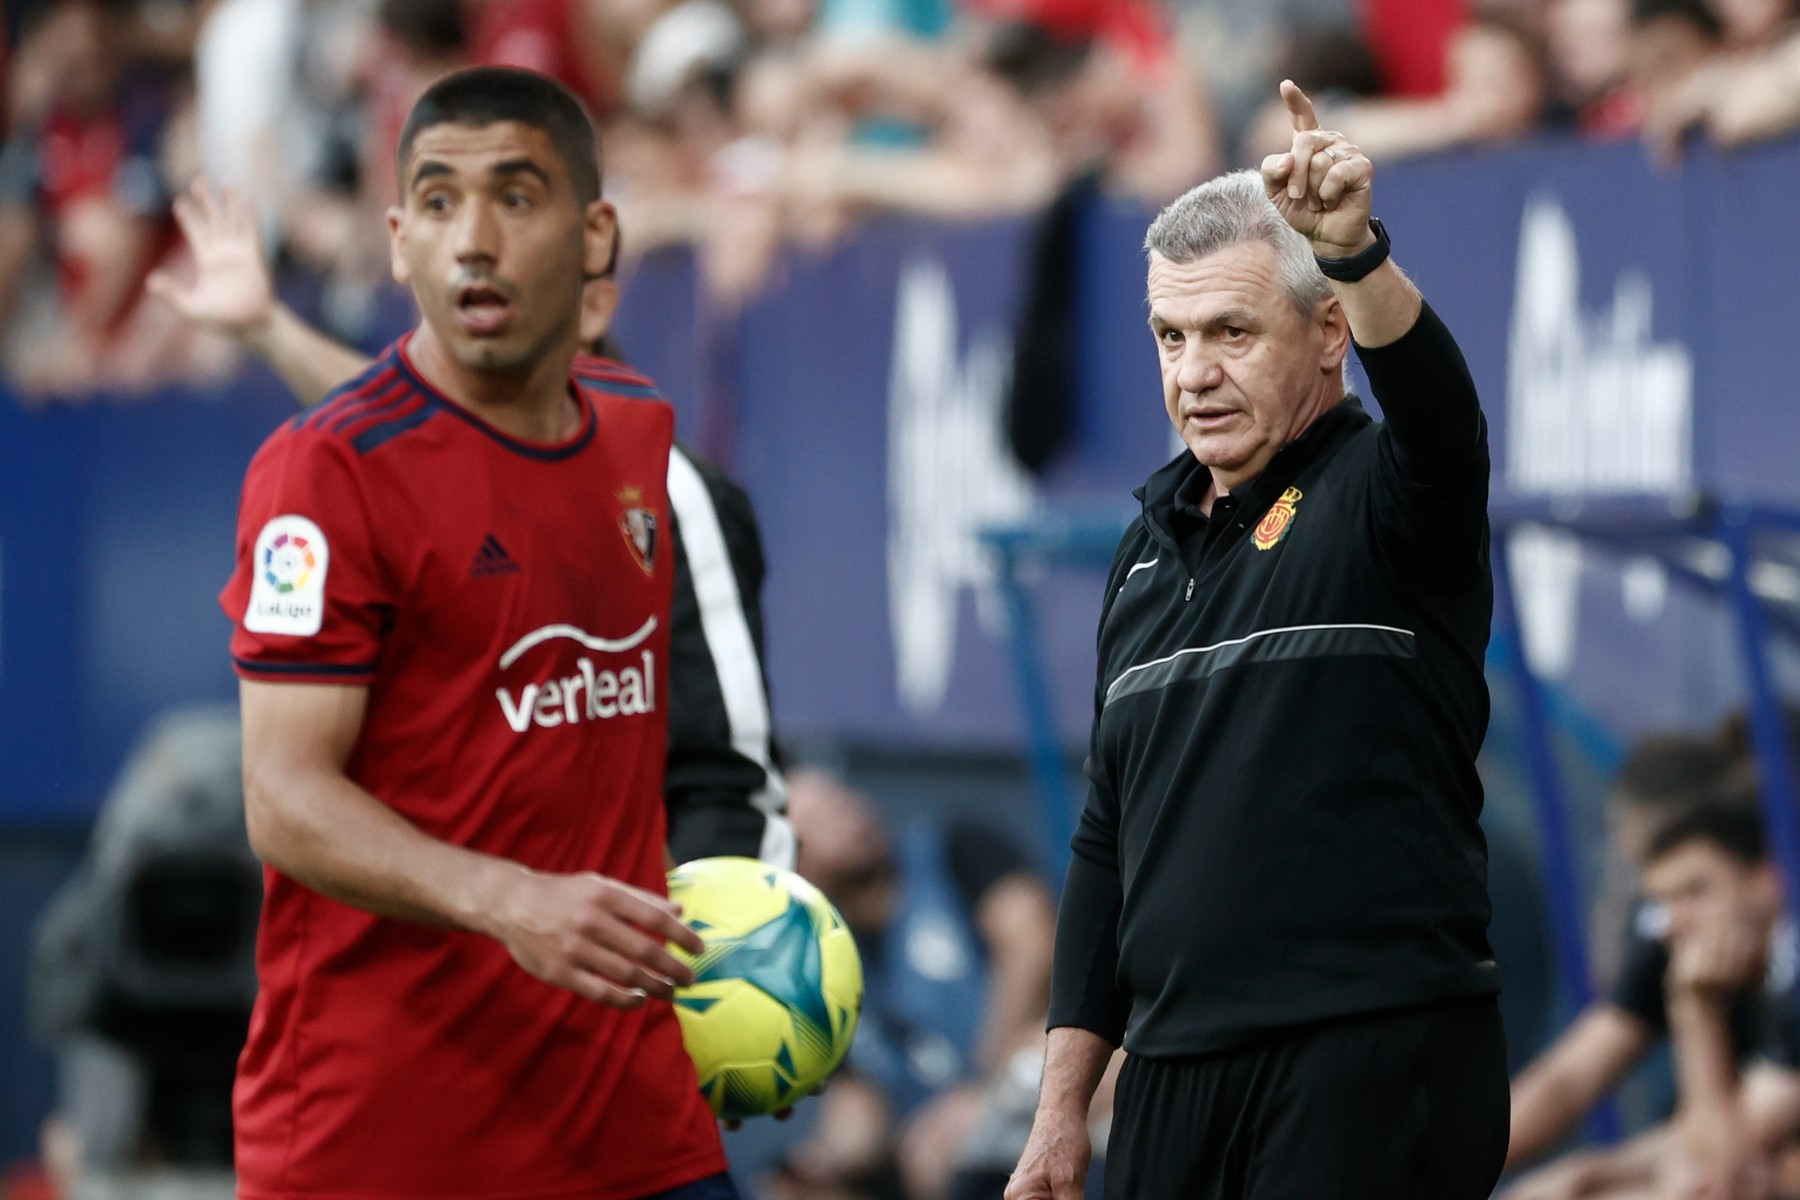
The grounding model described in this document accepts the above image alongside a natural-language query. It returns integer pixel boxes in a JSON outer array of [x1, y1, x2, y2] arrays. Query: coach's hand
[[1005, 1110, 1090, 1200], [491, 869, 704, 1008], [1260, 80, 1376, 258]]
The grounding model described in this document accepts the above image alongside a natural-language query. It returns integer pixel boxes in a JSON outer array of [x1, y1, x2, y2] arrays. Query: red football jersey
[[221, 337, 725, 1199]]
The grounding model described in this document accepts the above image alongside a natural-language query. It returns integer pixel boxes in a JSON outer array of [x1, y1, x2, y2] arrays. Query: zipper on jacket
[[1186, 578, 1195, 601]]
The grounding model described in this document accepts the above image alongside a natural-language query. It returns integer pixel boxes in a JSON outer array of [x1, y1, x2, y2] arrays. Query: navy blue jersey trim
[[395, 347, 596, 461], [351, 401, 441, 456], [304, 359, 397, 429], [329, 378, 415, 434], [577, 378, 662, 400], [233, 657, 378, 678]]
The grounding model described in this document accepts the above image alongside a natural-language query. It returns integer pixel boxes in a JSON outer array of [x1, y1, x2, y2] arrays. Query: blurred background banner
[[8, 137, 1800, 823]]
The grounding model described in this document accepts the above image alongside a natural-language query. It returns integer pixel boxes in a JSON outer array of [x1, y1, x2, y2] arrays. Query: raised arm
[[1261, 81, 1487, 557], [239, 678, 703, 1007], [147, 182, 371, 405]]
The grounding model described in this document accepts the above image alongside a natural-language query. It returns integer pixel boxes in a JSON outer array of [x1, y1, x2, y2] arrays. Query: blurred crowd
[[4, 0, 1800, 398]]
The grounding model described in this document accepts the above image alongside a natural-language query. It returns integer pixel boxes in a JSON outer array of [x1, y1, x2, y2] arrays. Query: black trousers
[[1103, 997, 1508, 1200]]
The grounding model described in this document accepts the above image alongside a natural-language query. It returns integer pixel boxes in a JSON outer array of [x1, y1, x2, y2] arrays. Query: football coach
[[1006, 81, 1507, 1200]]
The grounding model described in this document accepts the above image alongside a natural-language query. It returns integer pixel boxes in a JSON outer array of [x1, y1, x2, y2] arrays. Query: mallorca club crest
[[1252, 487, 1303, 551], [618, 486, 657, 575]]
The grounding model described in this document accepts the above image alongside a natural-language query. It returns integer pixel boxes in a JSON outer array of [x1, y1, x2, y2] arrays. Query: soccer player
[[221, 67, 736, 1199], [151, 183, 793, 870]]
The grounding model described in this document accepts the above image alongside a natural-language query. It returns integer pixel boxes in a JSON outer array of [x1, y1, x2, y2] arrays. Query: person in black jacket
[[148, 182, 793, 869], [1007, 80, 1506, 1200]]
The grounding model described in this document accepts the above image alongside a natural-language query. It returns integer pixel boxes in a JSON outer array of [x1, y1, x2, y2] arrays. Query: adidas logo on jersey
[[470, 534, 520, 578]]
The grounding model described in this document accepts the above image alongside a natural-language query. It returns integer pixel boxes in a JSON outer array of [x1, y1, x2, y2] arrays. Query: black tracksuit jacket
[[663, 443, 792, 867], [1048, 302, 1500, 1057]]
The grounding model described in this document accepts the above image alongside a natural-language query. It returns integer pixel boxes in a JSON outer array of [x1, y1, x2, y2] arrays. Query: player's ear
[[580, 278, 621, 346], [387, 206, 411, 288], [582, 200, 617, 281]]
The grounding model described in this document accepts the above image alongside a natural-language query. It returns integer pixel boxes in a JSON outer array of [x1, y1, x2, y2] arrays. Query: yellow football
[[666, 857, 864, 1120]]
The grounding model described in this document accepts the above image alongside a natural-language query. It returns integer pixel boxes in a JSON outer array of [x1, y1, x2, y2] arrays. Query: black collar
[[1136, 398, 1371, 552]]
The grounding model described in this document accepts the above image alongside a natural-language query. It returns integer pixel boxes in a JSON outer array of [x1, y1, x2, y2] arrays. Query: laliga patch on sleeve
[[244, 515, 331, 636]]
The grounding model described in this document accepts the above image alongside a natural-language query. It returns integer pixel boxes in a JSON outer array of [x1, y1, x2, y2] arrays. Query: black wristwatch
[[1314, 218, 1390, 283]]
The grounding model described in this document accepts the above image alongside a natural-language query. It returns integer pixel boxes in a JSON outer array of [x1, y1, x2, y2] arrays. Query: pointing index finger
[[1281, 79, 1319, 132]]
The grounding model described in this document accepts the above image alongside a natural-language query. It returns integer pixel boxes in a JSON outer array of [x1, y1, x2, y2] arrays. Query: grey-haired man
[[1007, 81, 1506, 1200]]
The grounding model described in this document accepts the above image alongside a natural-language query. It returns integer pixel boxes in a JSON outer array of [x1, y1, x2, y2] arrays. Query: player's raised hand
[[492, 869, 706, 1008], [1259, 80, 1375, 257], [146, 181, 276, 342]]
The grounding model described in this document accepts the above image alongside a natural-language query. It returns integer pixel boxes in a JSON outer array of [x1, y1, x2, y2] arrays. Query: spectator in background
[[0, 0, 226, 395], [1166, 0, 1361, 159], [1505, 787, 1800, 1199], [777, 769, 1058, 1200], [1507, 732, 1736, 1176], [1243, 11, 1550, 163], [193, 0, 368, 252], [1508, 804, 1800, 1200], [1640, 0, 1800, 157], [1621, 0, 1724, 139], [1548, 0, 1639, 135], [1648, 804, 1800, 1200], [776, 14, 1214, 233], [1714, 0, 1796, 49]]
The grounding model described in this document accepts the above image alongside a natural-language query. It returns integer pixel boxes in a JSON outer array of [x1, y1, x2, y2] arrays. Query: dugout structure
[[983, 498, 1800, 1140]]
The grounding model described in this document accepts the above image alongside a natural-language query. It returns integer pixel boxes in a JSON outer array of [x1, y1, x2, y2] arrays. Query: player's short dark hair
[[1648, 801, 1768, 866], [1614, 732, 1732, 811], [1631, 0, 1724, 39], [397, 66, 601, 204]]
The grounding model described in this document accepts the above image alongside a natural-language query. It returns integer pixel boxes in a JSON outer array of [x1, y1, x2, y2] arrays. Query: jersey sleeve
[[220, 427, 394, 684], [1047, 526, 1142, 1045]]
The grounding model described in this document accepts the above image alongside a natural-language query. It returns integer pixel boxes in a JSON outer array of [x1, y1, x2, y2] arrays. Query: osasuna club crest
[[618, 487, 657, 574]]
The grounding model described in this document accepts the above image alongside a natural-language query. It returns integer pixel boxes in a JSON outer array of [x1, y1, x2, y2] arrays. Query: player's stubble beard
[[445, 265, 584, 380]]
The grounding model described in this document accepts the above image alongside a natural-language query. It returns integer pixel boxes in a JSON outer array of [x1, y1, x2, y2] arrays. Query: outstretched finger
[[1281, 79, 1319, 133]]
